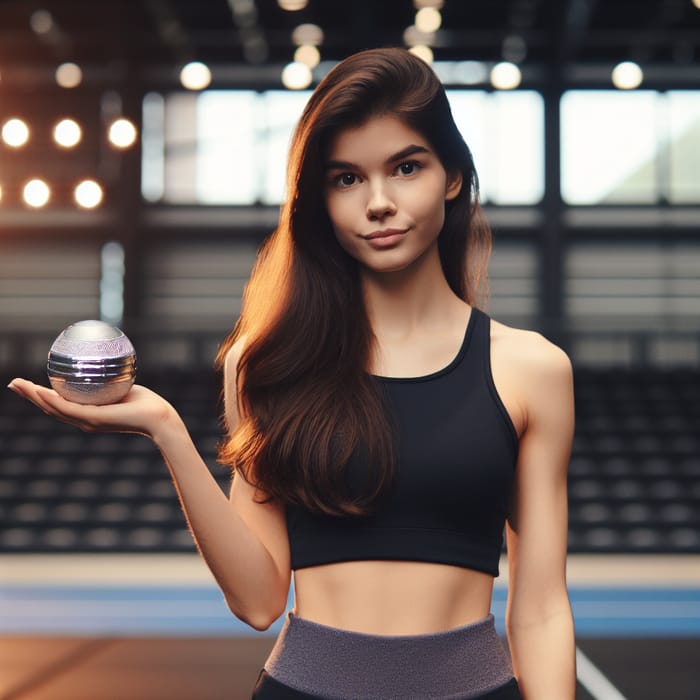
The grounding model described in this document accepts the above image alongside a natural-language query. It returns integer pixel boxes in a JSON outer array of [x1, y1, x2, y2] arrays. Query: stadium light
[[179, 62, 212, 91], [55, 62, 82, 88], [611, 61, 643, 89], [75, 179, 104, 209], [108, 118, 138, 149], [490, 61, 522, 90], [2, 118, 30, 147], [282, 61, 312, 89], [53, 118, 82, 148], [23, 179, 51, 208]]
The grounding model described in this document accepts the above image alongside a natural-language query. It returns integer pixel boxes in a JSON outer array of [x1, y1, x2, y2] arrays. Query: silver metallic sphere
[[47, 320, 137, 405]]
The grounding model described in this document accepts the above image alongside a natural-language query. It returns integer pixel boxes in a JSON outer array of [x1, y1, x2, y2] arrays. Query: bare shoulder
[[490, 316, 573, 378], [488, 316, 573, 436]]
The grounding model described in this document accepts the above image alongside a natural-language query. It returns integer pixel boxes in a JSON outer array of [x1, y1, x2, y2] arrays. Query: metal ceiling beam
[[559, 0, 598, 63]]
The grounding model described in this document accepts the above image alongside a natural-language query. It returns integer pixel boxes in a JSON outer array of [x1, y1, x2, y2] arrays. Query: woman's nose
[[366, 183, 397, 220]]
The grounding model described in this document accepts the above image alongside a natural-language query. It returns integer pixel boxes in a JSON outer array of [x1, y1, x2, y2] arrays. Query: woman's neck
[[359, 248, 467, 339]]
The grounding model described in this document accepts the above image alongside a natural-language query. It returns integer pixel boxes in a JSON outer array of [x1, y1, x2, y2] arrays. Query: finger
[[9, 378, 57, 404], [12, 378, 97, 411], [8, 379, 83, 427], [7, 378, 53, 410], [9, 379, 156, 437], [11, 392, 84, 433], [8, 377, 36, 393], [8, 378, 57, 396], [10, 379, 100, 427]]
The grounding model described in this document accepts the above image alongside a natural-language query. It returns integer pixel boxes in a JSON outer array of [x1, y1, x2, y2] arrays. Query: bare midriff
[[292, 560, 495, 635]]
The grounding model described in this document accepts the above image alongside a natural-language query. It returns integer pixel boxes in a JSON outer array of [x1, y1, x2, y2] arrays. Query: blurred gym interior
[[0, 1, 698, 698]]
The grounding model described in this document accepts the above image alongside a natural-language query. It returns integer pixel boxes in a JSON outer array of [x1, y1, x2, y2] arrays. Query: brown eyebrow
[[325, 144, 431, 171]]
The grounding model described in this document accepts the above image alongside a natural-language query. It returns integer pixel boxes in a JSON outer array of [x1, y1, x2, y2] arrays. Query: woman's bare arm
[[8, 356, 290, 631], [504, 333, 576, 699]]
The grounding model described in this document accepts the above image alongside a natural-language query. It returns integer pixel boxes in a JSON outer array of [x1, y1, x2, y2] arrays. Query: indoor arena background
[[0, 1, 698, 699]]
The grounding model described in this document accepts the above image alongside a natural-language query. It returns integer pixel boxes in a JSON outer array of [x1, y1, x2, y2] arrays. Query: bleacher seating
[[1, 366, 698, 554], [1, 368, 224, 553], [568, 366, 700, 553]]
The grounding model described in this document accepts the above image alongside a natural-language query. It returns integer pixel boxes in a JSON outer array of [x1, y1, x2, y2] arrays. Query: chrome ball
[[47, 320, 137, 405]]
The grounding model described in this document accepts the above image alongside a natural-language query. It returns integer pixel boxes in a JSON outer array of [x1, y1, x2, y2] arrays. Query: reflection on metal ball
[[47, 320, 137, 405]]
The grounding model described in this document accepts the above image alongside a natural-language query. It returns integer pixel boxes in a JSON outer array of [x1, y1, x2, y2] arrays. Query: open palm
[[7, 379, 175, 441]]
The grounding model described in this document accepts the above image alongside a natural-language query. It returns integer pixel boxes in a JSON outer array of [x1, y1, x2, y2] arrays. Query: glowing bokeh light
[[281, 61, 312, 89], [490, 61, 522, 90], [292, 23, 324, 46], [278, 0, 308, 10], [294, 45, 321, 68], [2, 118, 30, 147], [75, 179, 104, 209], [108, 118, 138, 148], [30, 9, 53, 34], [179, 61, 212, 90], [403, 25, 435, 48], [53, 118, 82, 148], [415, 7, 442, 33], [409, 45, 434, 64], [414, 0, 444, 7], [55, 62, 82, 88], [23, 179, 50, 208], [611, 61, 643, 90]]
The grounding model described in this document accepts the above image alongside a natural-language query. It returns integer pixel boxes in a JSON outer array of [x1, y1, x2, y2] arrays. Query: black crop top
[[285, 307, 520, 577]]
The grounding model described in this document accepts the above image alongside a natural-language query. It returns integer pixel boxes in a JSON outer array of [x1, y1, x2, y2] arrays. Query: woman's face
[[323, 114, 462, 275]]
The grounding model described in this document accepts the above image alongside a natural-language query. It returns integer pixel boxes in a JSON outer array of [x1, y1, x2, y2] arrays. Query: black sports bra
[[285, 307, 519, 577]]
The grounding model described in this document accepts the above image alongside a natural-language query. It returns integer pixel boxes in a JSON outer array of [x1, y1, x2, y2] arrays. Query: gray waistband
[[264, 612, 515, 699]]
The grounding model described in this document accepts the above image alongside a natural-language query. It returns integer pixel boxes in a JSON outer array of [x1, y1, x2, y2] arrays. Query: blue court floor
[[2, 582, 699, 638], [1, 554, 698, 699]]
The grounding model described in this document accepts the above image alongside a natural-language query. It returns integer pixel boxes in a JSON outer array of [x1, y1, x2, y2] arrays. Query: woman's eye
[[397, 161, 421, 176], [330, 172, 359, 188]]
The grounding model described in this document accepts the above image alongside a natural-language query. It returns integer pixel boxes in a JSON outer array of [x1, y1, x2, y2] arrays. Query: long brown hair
[[216, 48, 492, 516]]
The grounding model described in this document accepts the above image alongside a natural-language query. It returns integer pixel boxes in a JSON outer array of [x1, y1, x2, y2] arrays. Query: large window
[[561, 91, 700, 204], [142, 89, 544, 206], [448, 91, 544, 204], [142, 90, 311, 205]]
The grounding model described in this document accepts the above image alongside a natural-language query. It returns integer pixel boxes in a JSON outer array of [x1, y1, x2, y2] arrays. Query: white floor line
[[576, 646, 628, 700]]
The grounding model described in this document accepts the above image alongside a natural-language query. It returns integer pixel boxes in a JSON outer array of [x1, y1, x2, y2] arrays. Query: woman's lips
[[363, 229, 407, 247]]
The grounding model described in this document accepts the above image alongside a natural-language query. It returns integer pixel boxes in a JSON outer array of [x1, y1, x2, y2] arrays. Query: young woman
[[9, 48, 576, 699]]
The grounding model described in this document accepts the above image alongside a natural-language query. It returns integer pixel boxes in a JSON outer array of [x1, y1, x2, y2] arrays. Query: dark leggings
[[250, 612, 522, 700], [252, 671, 522, 699]]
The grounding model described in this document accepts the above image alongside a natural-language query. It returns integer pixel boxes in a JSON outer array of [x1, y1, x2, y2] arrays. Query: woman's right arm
[[7, 344, 291, 631]]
